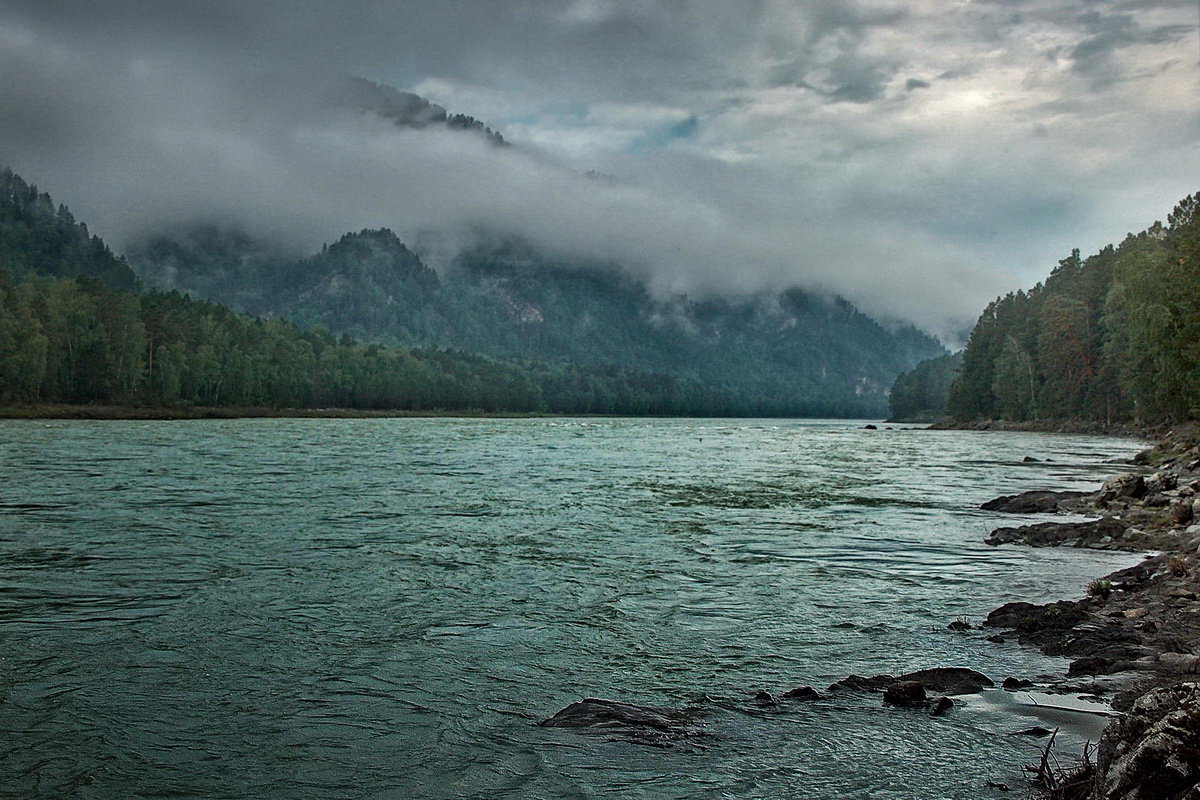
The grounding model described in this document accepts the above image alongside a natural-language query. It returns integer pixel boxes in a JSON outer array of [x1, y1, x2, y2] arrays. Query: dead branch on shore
[[1023, 730, 1095, 800]]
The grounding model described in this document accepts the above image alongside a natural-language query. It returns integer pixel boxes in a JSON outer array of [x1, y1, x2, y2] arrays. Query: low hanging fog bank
[[1, 0, 1196, 342]]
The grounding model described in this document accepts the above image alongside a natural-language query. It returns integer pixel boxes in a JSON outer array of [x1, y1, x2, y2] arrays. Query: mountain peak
[[338, 77, 507, 146]]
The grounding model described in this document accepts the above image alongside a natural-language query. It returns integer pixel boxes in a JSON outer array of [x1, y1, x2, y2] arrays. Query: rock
[[828, 674, 896, 692], [1099, 473, 1148, 503], [781, 686, 821, 701], [986, 634, 1006, 644], [1093, 682, 1200, 800], [1158, 652, 1200, 674], [896, 667, 994, 695], [985, 517, 1129, 548], [930, 696, 954, 716], [1023, 456, 1040, 462], [539, 698, 700, 742], [753, 690, 776, 705], [1146, 472, 1179, 494], [863, 424, 878, 430], [883, 681, 927, 706], [1171, 501, 1195, 526], [985, 600, 1089, 632], [947, 619, 971, 631], [1011, 726, 1054, 737], [980, 489, 1091, 513], [1001, 677, 1033, 690]]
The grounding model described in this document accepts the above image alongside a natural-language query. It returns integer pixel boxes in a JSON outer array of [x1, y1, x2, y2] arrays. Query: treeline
[[0, 271, 883, 417], [0, 169, 139, 291], [0, 164, 916, 419], [946, 191, 1200, 424], [888, 352, 961, 421]]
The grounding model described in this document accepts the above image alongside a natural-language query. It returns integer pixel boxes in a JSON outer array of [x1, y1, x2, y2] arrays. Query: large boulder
[[985, 517, 1129, 548], [985, 600, 1089, 632], [883, 681, 926, 706], [539, 698, 701, 743], [827, 674, 896, 692], [1093, 682, 1200, 800], [981, 490, 1092, 514], [895, 667, 994, 695], [1099, 474, 1148, 503]]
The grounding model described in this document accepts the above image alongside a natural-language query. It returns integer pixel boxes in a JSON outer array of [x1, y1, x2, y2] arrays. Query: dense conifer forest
[[935, 191, 1200, 425]]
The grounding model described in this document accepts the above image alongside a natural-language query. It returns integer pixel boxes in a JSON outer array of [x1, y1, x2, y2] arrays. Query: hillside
[[129, 227, 945, 416], [943, 191, 1200, 425]]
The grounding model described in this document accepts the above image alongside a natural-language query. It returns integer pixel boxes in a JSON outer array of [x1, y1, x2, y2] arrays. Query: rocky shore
[[538, 427, 1200, 798], [974, 426, 1200, 799]]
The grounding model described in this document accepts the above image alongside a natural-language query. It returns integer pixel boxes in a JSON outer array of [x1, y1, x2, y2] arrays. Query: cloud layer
[[1, 0, 1197, 340]]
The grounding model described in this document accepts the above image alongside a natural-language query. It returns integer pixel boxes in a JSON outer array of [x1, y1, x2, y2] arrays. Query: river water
[[0, 418, 1147, 799]]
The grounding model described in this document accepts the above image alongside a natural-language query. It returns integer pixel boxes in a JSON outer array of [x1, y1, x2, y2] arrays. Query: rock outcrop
[[1092, 682, 1200, 800]]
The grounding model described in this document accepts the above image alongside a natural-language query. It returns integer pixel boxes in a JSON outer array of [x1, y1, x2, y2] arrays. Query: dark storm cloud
[[0, 0, 1197, 340], [1067, 10, 1196, 84]]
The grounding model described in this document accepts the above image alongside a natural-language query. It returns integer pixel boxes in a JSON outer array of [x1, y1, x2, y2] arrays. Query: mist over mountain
[[337, 77, 507, 146], [129, 223, 945, 415]]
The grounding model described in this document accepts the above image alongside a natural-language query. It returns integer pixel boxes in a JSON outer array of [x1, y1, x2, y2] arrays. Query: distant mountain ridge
[[129, 225, 946, 416], [338, 77, 507, 146]]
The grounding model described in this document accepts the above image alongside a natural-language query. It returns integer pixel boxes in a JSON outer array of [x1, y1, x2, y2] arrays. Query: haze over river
[[0, 418, 1146, 799]]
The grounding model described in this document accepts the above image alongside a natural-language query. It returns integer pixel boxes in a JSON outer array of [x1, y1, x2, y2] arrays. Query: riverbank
[[929, 417, 1148, 437], [975, 425, 1200, 798]]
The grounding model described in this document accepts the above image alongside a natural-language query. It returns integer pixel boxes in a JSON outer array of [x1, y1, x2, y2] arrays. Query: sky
[[0, 1, 1197, 341]]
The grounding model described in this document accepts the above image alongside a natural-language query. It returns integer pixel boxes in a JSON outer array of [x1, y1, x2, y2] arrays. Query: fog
[[1, 1, 1197, 340]]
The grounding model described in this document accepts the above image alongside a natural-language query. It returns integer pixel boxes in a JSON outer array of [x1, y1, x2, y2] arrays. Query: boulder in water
[[539, 698, 701, 743], [896, 667, 994, 695], [828, 673, 896, 692], [883, 681, 927, 706]]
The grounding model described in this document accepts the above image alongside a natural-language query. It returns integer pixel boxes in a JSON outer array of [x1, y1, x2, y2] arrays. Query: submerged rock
[[1093, 682, 1200, 800], [947, 619, 972, 631], [781, 686, 821, 701], [539, 698, 701, 743], [930, 696, 955, 716]]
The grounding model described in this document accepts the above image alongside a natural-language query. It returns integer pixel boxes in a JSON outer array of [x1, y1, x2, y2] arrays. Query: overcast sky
[[1, 0, 1197, 340]]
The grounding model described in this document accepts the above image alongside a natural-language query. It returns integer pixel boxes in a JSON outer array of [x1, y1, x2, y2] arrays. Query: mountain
[[337, 77, 507, 146], [129, 226, 945, 416], [0, 168, 139, 291], [0, 166, 762, 415]]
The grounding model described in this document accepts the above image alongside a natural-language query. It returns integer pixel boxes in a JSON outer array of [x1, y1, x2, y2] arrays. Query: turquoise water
[[0, 418, 1144, 798]]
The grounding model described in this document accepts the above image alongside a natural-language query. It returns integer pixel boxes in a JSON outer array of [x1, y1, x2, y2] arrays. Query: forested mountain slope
[[0, 169, 139, 291], [945, 191, 1200, 425], [0, 167, 938, 416], [129, 227, 945, 416]]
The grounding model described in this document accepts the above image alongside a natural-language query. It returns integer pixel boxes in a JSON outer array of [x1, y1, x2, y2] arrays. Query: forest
[[127, 222, 944, 416], [941, 191, 1200, 425], [0, 168, 892, 417]]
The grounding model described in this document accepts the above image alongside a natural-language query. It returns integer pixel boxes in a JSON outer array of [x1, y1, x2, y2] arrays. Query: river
[[0, 418, 1146, 798]]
